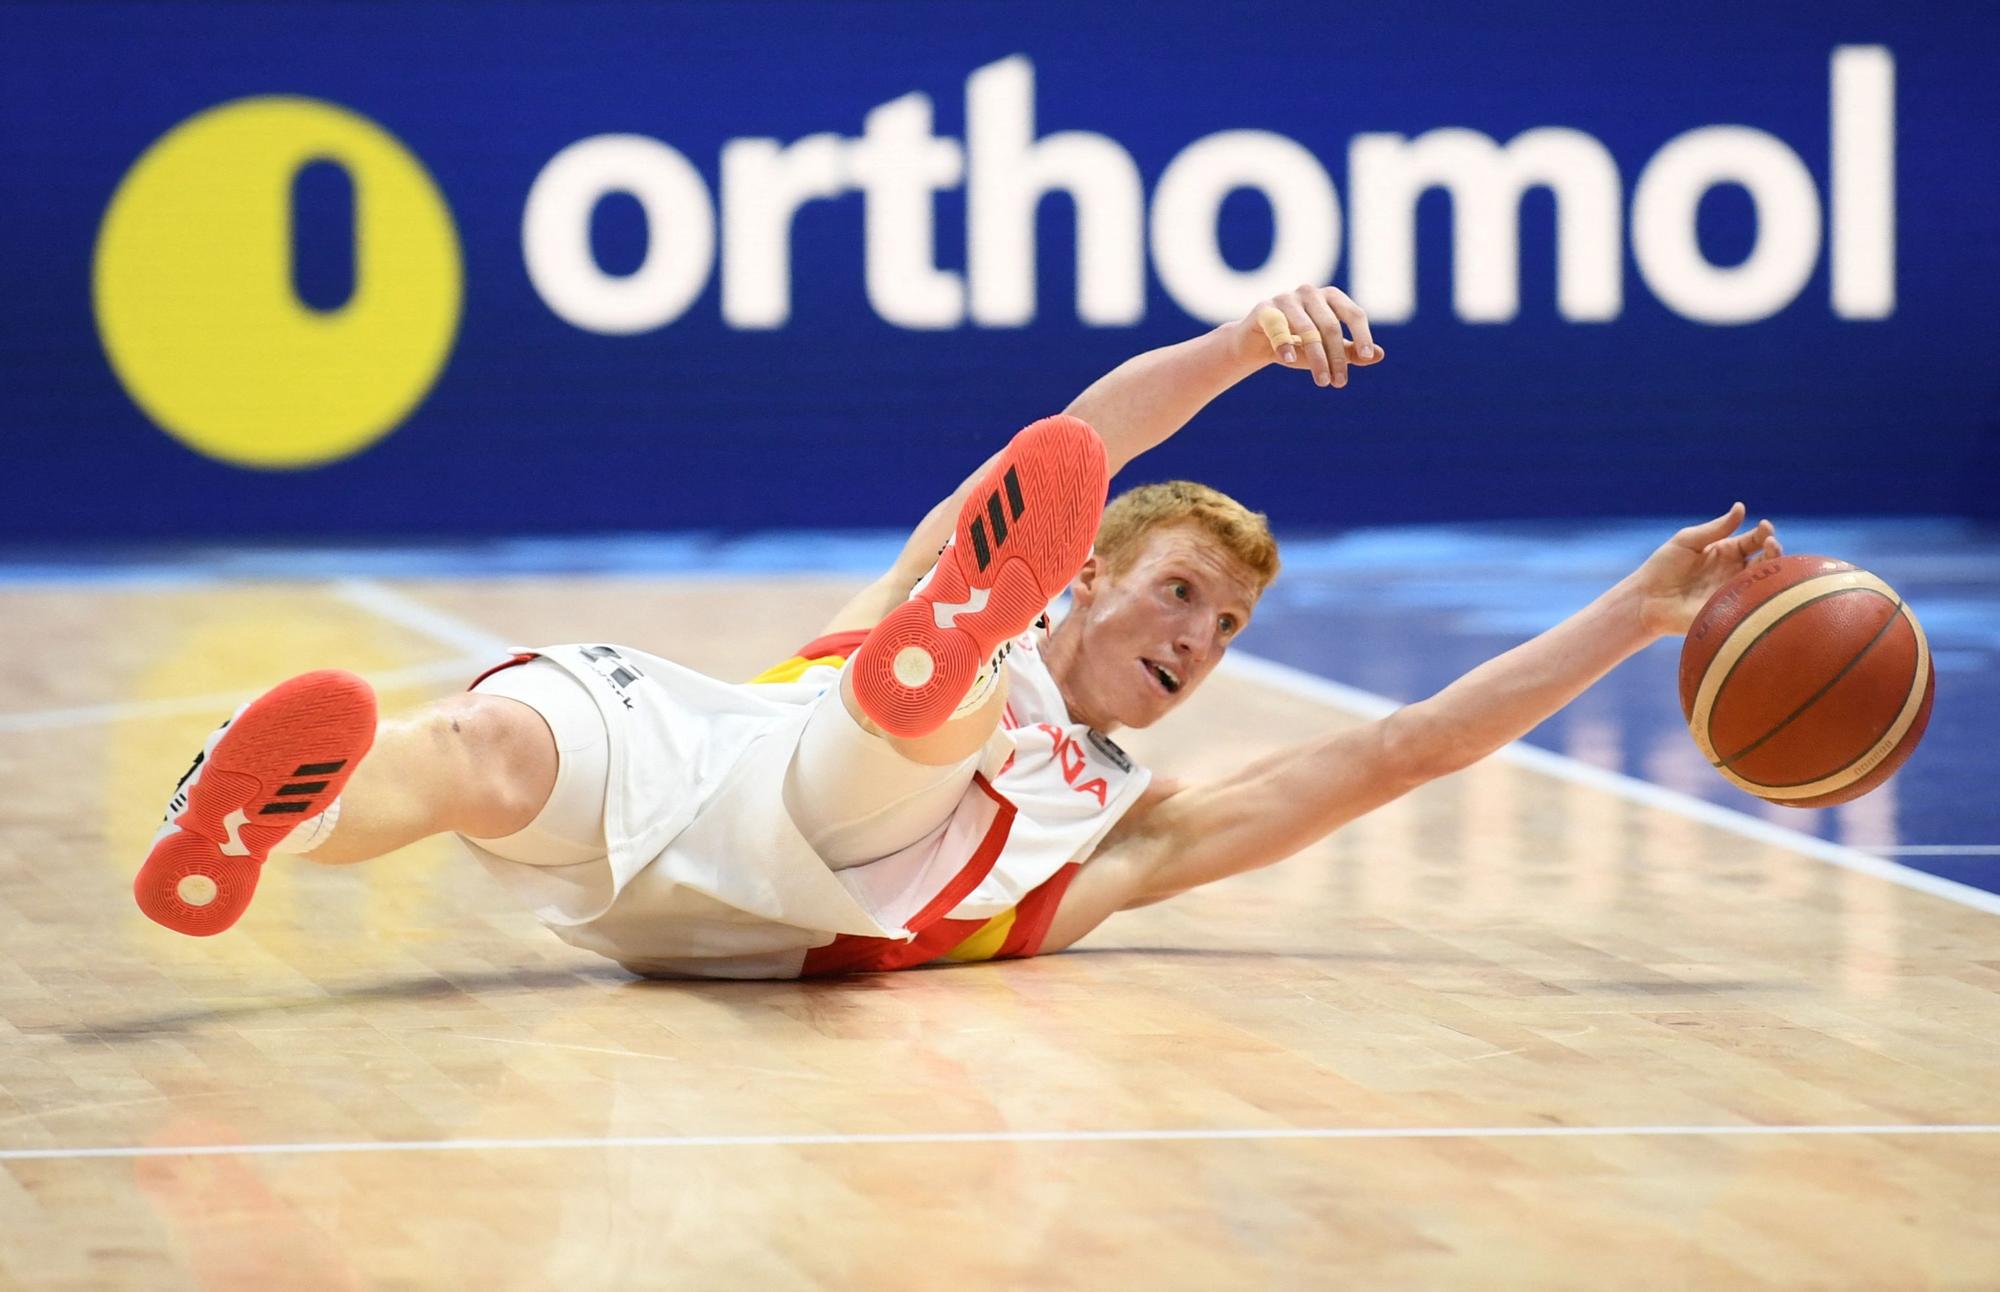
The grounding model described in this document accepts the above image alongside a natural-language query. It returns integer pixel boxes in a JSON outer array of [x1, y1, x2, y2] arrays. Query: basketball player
[[138, 284, 1782, 976]]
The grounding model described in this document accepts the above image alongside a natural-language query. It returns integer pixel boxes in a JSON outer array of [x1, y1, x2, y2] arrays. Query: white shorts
[[463, 655, 980, 872]]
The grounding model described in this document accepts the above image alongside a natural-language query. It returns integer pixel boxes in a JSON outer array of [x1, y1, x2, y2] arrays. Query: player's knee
[[415, 694, 558, 832]]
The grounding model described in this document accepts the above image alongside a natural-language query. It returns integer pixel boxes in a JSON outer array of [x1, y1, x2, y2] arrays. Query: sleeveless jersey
[[469, 627, 1149, 978]]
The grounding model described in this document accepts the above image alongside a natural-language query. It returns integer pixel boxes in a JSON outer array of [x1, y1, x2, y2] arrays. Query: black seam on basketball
[[1705, 577, 1879, 762], [1715, 591, 1905, 772], [1749, 632, 1929, 789]]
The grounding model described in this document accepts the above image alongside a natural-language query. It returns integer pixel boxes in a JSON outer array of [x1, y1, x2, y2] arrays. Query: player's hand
[[1630, 504, 1783, 639], [1247, 286, 1384, 389]]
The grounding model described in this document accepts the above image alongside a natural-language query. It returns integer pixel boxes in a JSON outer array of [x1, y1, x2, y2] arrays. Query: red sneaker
[[136, 670, 377, 936], [849, 414, 1107, 738]]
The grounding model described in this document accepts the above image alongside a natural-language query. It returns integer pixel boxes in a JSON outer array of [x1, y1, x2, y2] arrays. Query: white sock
[[270, 798, 341, 856]]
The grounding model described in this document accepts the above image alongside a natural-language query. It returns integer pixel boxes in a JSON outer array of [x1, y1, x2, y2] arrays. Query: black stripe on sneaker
[[970, 517, 991, 570], [986, 492, 1009, 546], [1004, 466, 1025, 519], [259, 801, 313, 815], [277, 781, 330, 796], [293, 760, 346, 776], [172, 750, 208, 795]]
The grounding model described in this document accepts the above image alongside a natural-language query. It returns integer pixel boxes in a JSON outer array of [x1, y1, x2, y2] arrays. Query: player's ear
[[1070, 554, 1101, 606]]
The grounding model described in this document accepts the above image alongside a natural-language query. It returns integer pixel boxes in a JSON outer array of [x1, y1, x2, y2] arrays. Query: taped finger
[[1255, 305, 1306, 364]]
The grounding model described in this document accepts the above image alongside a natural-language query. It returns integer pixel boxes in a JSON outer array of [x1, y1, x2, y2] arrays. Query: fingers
[[1272, 296, 1330, 385], [1740, 519, 1780, 563], [1297, 286, 1378, 388], [1697, 515, 1783, 571], [1254, 306, 1305, 365], [1322, 285, 1376, 364], [1301, 291, 1349, 388], [1253, 288, 1381, 387], [1675, 501, 1746, 549]]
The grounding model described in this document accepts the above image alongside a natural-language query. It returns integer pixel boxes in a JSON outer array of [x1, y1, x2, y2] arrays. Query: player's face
[[1060, 524, 1261, 731]]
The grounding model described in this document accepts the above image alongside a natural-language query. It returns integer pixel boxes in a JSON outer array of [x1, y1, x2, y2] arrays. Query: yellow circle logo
[[94, 97, 462, 469]]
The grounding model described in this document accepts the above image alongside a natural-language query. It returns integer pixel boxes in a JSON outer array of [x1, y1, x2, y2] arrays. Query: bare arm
[[818, 286, 1384, 635], [1041, 506, 1783, 949], [1068, 286, 1381, 476], [1064, 323, 1271, 477]]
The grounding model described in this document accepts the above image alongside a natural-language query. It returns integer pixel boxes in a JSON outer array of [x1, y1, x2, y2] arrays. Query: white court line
[[328, 578, 514, 657], [1218, 651, 2000, 918], [0, 659, 486, 734], [1863, 845, 2000, 856], [0, 578, 509, 734], [4, 1122, 1997, 1163]]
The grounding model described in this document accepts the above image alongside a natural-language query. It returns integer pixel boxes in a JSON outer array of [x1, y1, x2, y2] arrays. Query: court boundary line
[[6, 1122, 1997, 1163], [328, 578, 516, 657], [0, 580, 508, 734], [0, 658, 486, 734]]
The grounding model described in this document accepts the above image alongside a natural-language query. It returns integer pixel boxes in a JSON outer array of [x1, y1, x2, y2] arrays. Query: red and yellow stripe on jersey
[[750, 630, 1080, 975], [801, 861, 1082, 976], [747, 631, 866, 687]]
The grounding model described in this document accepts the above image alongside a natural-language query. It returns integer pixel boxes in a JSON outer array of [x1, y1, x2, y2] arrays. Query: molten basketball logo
[[93, 97, 463, 469]]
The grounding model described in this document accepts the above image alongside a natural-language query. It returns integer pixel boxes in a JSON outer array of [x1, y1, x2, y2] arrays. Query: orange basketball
[[1678, 555, 1933, 807]]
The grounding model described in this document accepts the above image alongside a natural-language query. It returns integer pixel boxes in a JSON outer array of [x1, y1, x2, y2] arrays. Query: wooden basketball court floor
[[3, 563, 1998, 1290]]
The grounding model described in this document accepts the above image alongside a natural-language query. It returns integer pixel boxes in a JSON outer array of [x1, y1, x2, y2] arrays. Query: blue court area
[[8, 516, 1995, 895]]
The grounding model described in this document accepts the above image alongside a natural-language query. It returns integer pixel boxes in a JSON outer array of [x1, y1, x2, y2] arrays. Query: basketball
[[1678, 555, 1933, 807]]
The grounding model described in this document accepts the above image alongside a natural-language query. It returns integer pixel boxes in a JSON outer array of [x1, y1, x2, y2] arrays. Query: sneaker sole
[[136, 670, 377, 937], [850, 414, 1107, 738]]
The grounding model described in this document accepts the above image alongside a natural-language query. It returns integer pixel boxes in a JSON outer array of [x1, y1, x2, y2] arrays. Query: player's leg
[[787, 675, 1009, 869], [835, 660, 1008, 766], [783, 413, 1105, 867], [137, 668, 564, 935], [299, 690, 560, 865], [846, 413, 1106, 741]]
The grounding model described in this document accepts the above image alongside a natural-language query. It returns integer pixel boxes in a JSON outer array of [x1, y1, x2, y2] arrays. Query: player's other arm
[[1042, 507, 1782, 948], [1067, 285, 1382, 477], [818, 287, 1384, 636]]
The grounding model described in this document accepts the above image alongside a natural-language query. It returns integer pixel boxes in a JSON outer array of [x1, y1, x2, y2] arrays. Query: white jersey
[[466, 629, 1150, 978]]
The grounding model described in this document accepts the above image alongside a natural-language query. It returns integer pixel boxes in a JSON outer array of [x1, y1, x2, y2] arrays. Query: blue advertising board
[[2, 2, 1996, 539]]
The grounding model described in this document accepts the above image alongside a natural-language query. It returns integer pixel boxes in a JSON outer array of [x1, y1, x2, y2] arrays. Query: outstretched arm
[[817, 287, 1384, 635], [1068, 286, 1381, 476], [1041, 506, 1783, 948]]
